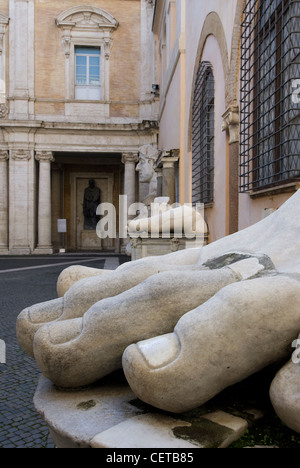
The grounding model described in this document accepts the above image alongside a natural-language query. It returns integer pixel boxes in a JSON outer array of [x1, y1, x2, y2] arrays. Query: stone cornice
[[0, 120, 159, 134], [56, 6, 119, 31]]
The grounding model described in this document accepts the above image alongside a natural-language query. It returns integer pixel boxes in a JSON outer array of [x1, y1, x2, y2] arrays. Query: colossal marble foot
[[56, 265, 112, 297], [123, 275, 300, 413], [16, 298, 64, 357], [17, 260, 118, 357], [270, 345, 300, 433], [32, 264, 248, 388], [17, 260, 191, 358], [21, 182, 299, 362]]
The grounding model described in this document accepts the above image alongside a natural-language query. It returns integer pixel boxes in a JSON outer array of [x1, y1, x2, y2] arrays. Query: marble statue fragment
[[16, 190, 300, 418]]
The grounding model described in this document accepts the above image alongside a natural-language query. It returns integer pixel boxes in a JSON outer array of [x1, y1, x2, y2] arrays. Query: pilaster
[[9, 0, 35, 119], [222, 103, 239, 234], [34, 151, 55, 254], [140, 0, 156, 105], [9, 148, 34, 254], [0, 14, 9, 115], [0, 150, 9, 253], [159, 149, 179, 204], [122, 152, 139, 210]]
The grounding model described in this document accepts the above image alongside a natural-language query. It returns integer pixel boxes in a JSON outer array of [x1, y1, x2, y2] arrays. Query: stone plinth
[[33, 372, 249, 449], [130, 235, 208, 261], [81, 231, 102, 251]]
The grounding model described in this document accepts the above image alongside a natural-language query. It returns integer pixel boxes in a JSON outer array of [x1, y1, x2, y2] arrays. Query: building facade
[[0, 0, 299, 254], [154, 0, 300, 243], [0, 0, 159, 254]]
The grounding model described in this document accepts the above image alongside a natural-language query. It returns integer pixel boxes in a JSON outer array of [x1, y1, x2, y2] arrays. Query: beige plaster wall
[[34, 0, 141, 111], [158, 61, 181, 150], [0, 1, 9, 16], [198, 34, 227, 243], [238, 192, 297, 231], [159, 0, 296, 242], [155, 1, 234, 240]]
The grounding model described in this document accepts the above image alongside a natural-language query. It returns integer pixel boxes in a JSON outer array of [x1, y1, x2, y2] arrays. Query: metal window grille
[[240, 0, 300, 192], [192, 62, 215, 204]]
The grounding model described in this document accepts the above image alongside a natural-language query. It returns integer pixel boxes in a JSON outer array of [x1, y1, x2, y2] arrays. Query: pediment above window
[[56, 6, 119, 32], [55, 6, 117, 103]]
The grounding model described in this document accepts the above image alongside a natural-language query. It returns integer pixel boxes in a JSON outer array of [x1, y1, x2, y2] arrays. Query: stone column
[[35, 151, 55, 254], [160, 150, 179, 205], [222, 104, 239, 235], [0, 150, 9, 253], [10, 149, 34, 254], [122, 152, 139, 210], [121, 152, 138, 253], [51, 164, 63, 251], [155, 166, 163, 198]]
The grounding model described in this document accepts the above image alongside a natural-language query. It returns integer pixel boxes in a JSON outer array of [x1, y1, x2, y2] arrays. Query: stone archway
[[187, 11, 230, 157], [187, 3, 246, 236]]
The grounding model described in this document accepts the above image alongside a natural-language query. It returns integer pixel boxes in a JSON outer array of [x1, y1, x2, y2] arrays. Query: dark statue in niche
[[83, 179, 101, 230]]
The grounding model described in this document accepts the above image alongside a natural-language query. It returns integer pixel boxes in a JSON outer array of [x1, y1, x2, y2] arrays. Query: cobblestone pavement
[[0, 254, 128, 448]]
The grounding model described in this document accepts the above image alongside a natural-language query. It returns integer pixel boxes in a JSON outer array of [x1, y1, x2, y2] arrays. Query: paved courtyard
[[2, 254, 300, 449], [0, 253, 128, 448]]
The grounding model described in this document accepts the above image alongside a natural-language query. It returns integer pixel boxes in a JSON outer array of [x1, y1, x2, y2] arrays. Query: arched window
[[192, 62, 215, 205], [240, 0, 300, 192]]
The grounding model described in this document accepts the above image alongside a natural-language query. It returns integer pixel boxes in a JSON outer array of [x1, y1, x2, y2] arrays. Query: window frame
[[240, 0, 300, 192], [56, 6, 118, 104], [74, 46, 102, 101], [68, 41, 105, 102], [192, 61, 215, 205]]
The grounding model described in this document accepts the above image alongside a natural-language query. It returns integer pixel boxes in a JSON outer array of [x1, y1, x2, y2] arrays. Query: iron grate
[[240, 0, 300, 192], [192, 62, 215, 205]]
